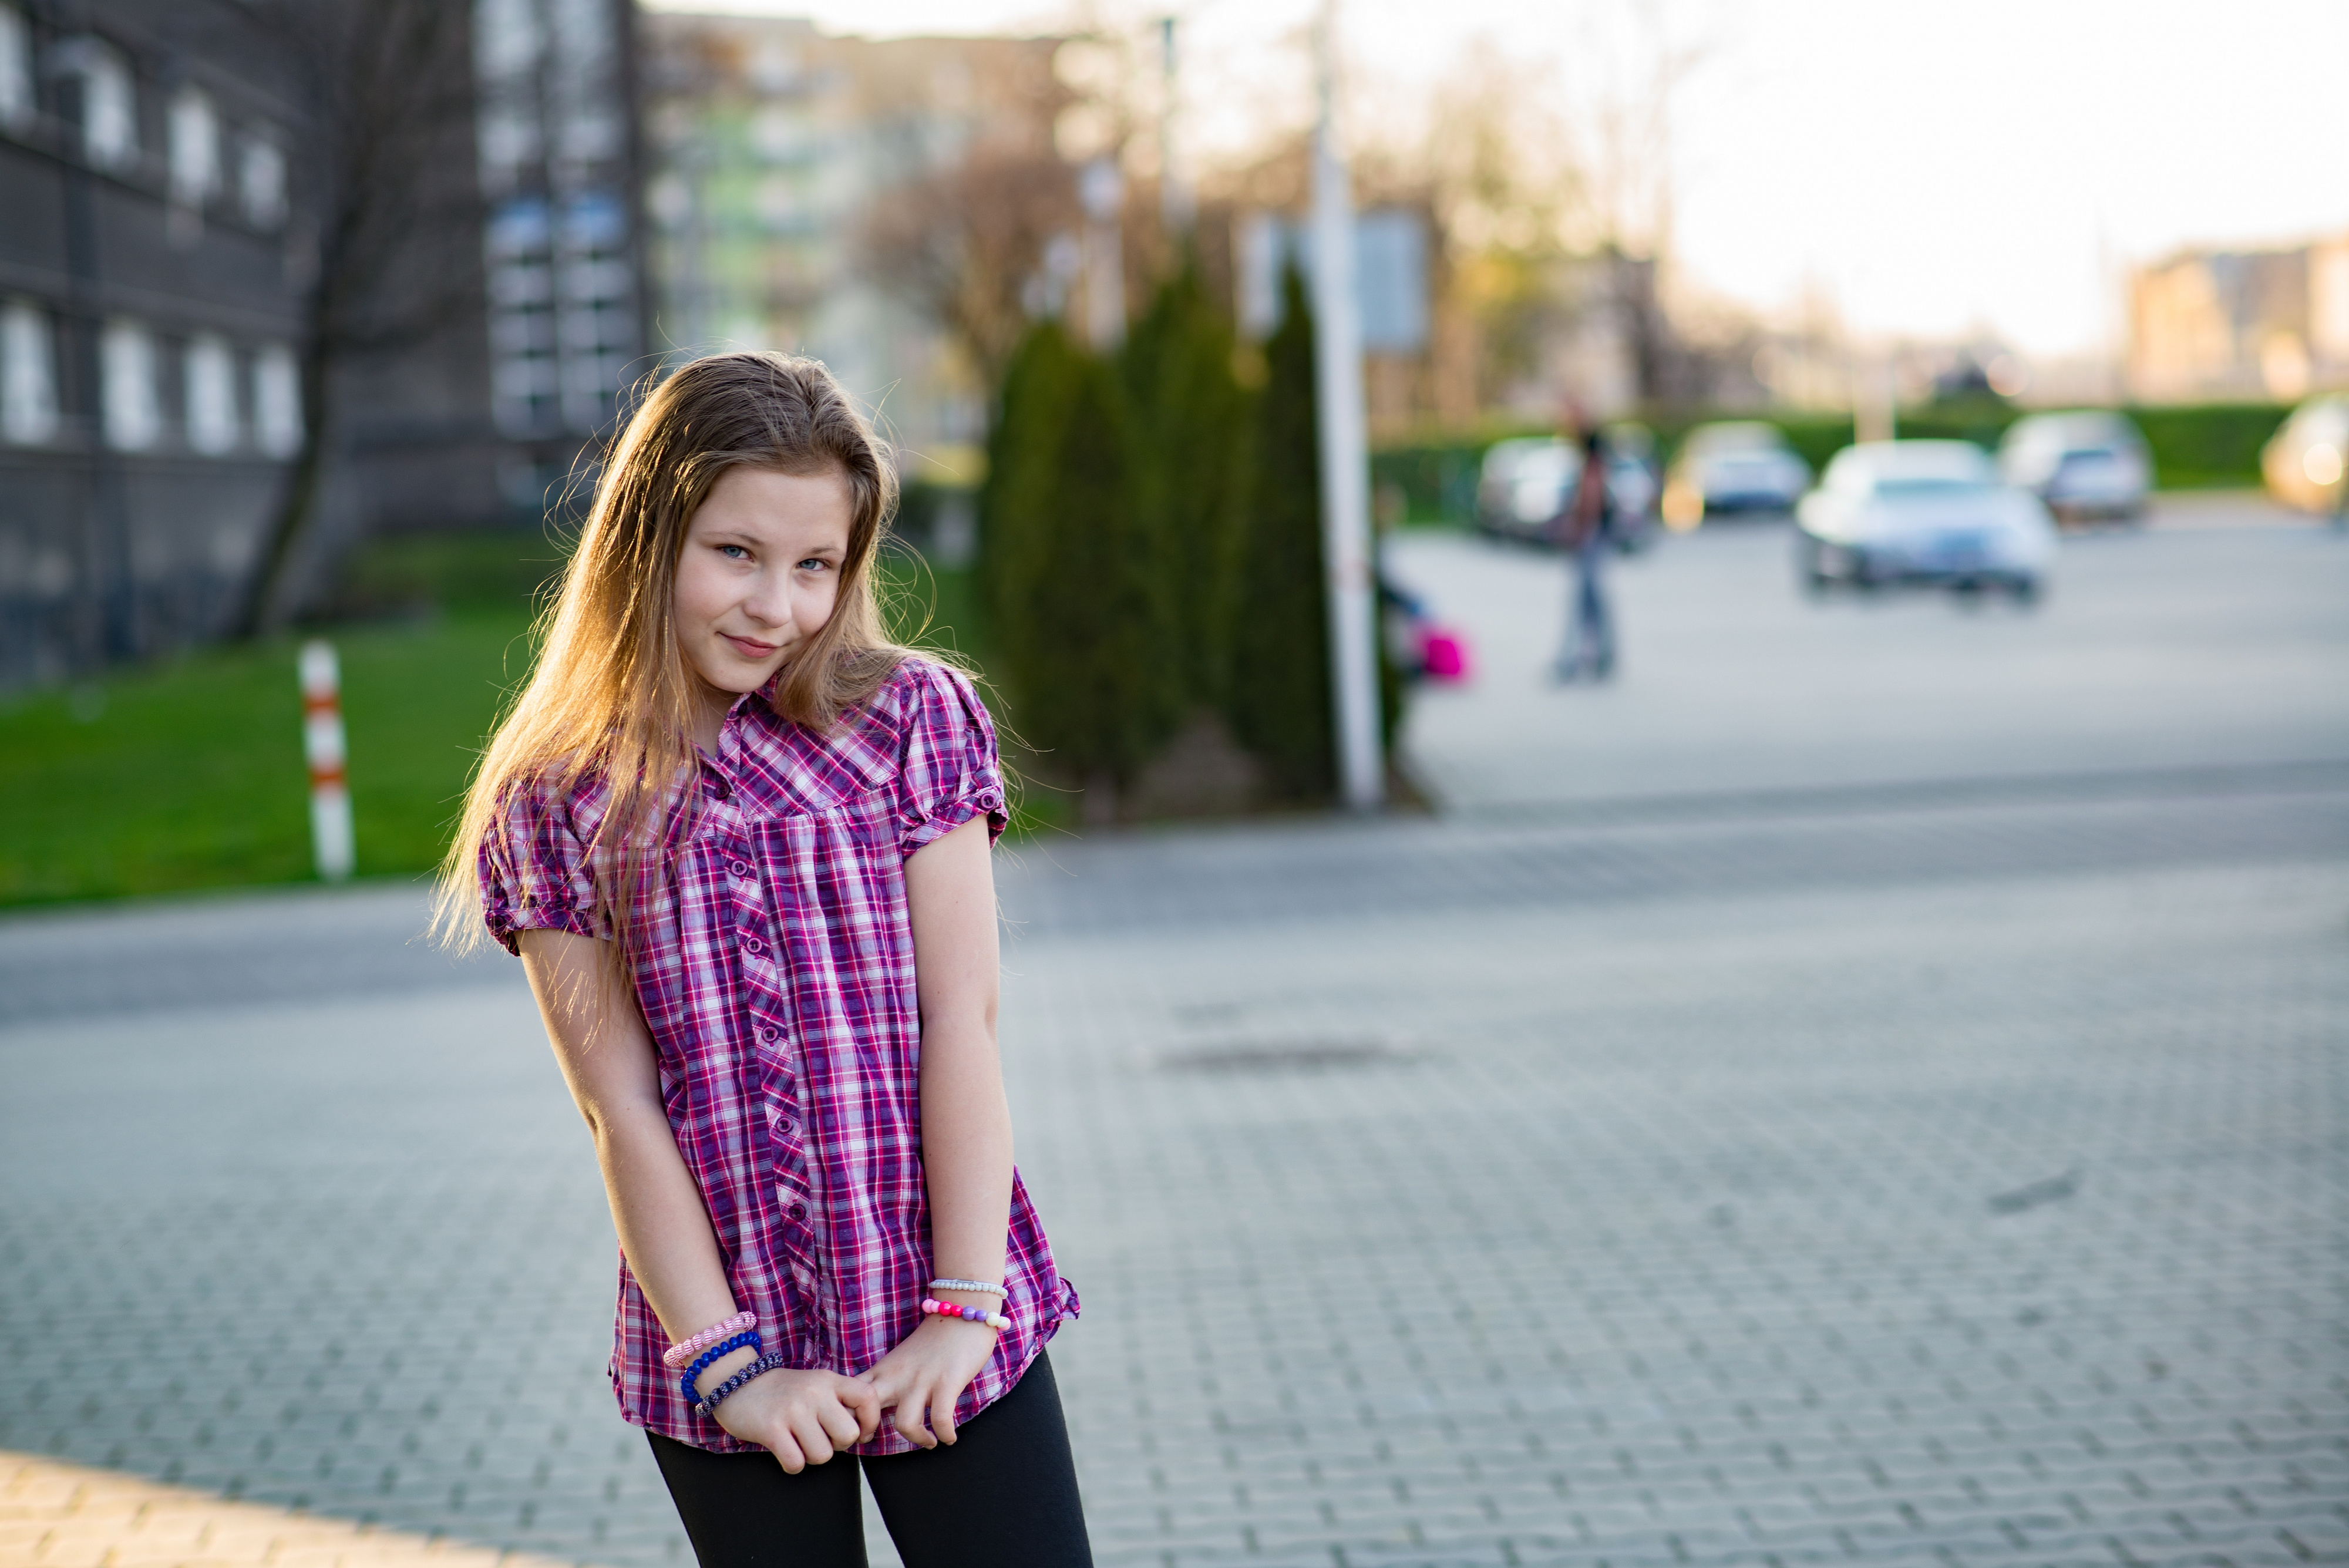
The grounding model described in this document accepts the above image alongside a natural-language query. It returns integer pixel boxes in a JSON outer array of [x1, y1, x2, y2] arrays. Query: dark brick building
[[0, 0, 645, 689], [0, 0, 311, 683]]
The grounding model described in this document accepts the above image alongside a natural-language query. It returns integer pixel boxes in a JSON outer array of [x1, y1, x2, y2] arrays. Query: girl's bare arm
[[517, 929, 877, 1469], [857, 813, 1012, 1446]]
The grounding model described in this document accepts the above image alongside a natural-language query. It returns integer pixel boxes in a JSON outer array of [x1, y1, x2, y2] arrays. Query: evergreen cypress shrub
[[1227, 266, 1335, 802], [1120, 265, 1248, 705], [977, 322, 1079, 698], [977, 321, 1181, 803]]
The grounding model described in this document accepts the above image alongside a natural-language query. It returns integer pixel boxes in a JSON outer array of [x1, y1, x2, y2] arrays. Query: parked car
[[1795, 440, 2057, 600], [1662, 421, 1812, 527], [1475, 433, 1659, 551], [2261, 395, 2349, 513], [1997, 410, 2151, 524]]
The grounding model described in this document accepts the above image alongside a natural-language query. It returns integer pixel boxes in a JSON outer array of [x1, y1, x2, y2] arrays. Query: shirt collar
[[712, 677, 786, 762]]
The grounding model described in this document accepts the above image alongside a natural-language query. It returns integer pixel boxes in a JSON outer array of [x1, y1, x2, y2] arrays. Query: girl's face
[[672, 465, 854, 715]]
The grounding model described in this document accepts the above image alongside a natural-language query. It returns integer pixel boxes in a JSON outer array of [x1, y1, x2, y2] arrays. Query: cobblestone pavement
[[3, 528, 2345, 1568], [1024, 852, 2349, 1568]]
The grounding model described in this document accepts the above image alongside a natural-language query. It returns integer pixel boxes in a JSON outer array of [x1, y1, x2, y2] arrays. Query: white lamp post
[[1310, 0, 1383, 812]]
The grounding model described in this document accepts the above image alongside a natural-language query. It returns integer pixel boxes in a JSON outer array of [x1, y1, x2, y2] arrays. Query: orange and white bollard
[[298, 640, 354, 881]]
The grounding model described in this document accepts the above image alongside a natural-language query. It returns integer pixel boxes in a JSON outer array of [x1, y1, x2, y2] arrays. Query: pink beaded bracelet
[[662, 1311, 759, 1370], [921, 1297, 1011, 1332]]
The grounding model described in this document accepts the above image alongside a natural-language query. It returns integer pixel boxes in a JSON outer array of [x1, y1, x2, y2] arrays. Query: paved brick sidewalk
[[1019, 856, 2349, 1567], [3, 819, 2343, 1567], [2, 1451, 578, 1568]]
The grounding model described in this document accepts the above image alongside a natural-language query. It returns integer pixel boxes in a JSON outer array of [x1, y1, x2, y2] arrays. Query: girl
[[435, 353, 1089, 1567]]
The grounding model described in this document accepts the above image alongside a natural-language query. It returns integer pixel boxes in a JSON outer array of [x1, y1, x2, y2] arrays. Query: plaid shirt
[[481, 658, 1076, 1455]]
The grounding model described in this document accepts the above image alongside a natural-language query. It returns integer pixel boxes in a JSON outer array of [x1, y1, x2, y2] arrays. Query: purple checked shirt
[[480, 658, 1077, 1455]]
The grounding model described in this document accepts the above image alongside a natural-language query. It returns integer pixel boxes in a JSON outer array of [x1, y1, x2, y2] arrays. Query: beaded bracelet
[[927, 1278, 1008, 1298], [662, 1311, 759, 1370], [694, 1349, 790, 1418], [678, 1330, 763, 1408], [921, 1297, 1012, 1332]]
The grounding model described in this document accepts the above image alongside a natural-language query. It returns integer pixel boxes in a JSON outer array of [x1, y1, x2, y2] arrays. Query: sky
[[646, 0, 2349, 357]]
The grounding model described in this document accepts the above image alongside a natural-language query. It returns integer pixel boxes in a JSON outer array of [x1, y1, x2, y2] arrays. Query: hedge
[[2124, 403, 2296, 489]]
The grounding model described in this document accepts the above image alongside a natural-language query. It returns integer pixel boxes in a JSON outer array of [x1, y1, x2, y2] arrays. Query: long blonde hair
[[434, 352, 909, 960]]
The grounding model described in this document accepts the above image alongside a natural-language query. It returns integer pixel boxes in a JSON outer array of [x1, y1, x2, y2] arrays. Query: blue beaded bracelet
[[678, 1329, 763, 1408], [695, 1348, 790, 1418]]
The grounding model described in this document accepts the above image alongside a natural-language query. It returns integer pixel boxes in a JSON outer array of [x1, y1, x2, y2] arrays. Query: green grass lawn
[[0, 610, 536, 906], [0, 534, 1017, 909]]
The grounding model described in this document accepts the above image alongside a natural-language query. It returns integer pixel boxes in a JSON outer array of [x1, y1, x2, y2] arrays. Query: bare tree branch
[[860, 145, 1082, 395], [230, 0, 480, 640]]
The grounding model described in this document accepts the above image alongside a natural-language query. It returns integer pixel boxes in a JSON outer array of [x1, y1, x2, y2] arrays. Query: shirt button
[[759, 1025, 779, 1042], [777, 1117, 795, 1133], [788, 1203, 809, 1222], [742, 936, 764, 955], [728, 859, 751, 877]]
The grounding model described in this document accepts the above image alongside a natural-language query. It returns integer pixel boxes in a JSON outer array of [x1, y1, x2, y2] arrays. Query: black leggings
[[647, 1350, 1092, 1568]]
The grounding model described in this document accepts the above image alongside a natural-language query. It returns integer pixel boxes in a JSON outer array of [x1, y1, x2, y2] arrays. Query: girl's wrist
[[928, 1288, 1007, 1327], [927, 1276, 1005, 1305], [929, 1286, 998, 1305], [691, 1342, 761, 1398], [920, 1296, 1012, 1331]]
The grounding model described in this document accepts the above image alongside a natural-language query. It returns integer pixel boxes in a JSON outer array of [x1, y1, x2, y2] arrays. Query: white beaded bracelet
[[927, 1277, 1008, 1298]]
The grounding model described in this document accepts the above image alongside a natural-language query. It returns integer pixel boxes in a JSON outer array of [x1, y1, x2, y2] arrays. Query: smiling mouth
[[723, 634, 780, 658]]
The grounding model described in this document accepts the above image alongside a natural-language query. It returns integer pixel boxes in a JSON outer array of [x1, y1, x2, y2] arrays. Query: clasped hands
[[707, 1314, 998, 1472]]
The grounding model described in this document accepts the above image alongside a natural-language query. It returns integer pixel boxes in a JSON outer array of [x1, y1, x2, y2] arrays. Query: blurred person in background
[[1553, 401, 1617, 682]]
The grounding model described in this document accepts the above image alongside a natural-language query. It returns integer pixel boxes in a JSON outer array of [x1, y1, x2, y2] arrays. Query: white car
[[1475, 436, 1658, 550], [1476, 438, 1579, 540], [1998, 410, 2151, 524], [1664, 421, 1812, 526], [1796, 441, 2057, 600]]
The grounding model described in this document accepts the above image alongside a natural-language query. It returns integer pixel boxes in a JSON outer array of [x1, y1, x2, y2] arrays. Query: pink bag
[[1419, 625, 1471, 682]]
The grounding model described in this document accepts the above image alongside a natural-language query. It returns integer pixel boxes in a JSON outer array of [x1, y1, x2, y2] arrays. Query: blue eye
[[799, 557, 830, 572], [718, 544, 749, 560]]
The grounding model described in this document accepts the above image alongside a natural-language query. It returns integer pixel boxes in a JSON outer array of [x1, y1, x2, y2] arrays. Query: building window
[[556, 189, 631, 432], [1, 300, 58, 444], [169, 86, 221, 208], [474, 0, 634, 439], [239, 129, 287, 229], [0, 7, 32, 133], [485, 195, 557, 436], [66, 37, 137, 171], [101, 317, 161, 450], [252, 342, 302, 457], [751, 107, 809, 164], [184, 334, 239, 455]]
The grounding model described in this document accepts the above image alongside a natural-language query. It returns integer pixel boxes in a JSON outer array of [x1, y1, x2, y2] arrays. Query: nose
[[741, 565, 793, 630]]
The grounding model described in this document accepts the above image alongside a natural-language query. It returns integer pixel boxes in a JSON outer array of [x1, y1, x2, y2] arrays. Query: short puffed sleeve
[[478, 774, 608, 955], [894, 661, 1009, 857]]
